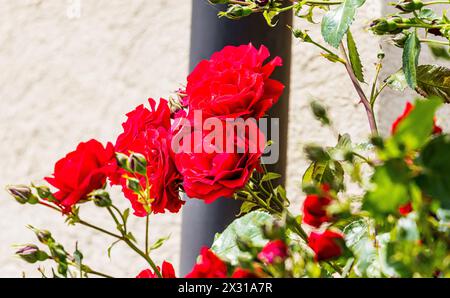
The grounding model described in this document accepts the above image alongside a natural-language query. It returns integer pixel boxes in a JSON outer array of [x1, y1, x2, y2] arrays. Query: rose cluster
[[42, 43, 283, 217]]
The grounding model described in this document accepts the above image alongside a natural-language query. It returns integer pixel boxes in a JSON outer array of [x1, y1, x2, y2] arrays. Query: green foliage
[[211, 211, 274, 265], [416, 65, 450, 103], [403, 31, 421, 89], [321, 0, 366, 48], [346, 30, 364, 82]]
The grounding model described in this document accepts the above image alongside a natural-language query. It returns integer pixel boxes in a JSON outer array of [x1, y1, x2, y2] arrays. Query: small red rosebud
[[257, 240, 288, 264], [136, 261, 176, 278], [398, 202, 413, 216], [308, 230, 344, 262], [302, 185, 333, 228]]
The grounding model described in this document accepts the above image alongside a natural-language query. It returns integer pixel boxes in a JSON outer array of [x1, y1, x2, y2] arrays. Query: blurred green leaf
[[416, 65, 450, 103], [385, 69, 408, 92], [211, 211, 274, 265]]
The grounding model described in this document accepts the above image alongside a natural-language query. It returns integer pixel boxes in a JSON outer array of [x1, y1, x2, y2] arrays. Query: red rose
[[185, 247, 228, 278], [391, 102, 442, 135], [185, 43, 284, 120], [398, 202, 413, 216], [302, 185, 333, 228], [173, 119, 264, 203], [308, 230, 344, 261], [257, 240, 288, 264], [136, 261, 176, 278], [231, 268, 258, 278], [113, 98, 184, 216], [45, 139, 114, 213]]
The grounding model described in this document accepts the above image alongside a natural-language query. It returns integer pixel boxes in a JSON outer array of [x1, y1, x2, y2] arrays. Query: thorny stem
[[339, 42, 378, 135]]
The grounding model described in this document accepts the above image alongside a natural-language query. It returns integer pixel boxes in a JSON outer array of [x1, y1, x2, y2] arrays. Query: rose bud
[[6, 185, 38, 205], [28, 225, 53, 245], [16, 245, 49, 264], [127, 152, 147, 175], [302, 191, 332, 228], [257, 240, 288, 264], [370, 19, 402, 35], [223, 5, 253, 19], [395, 0, 424, 12], [115, 152, 130, 171], [89, 189, 112, 207], [126, 177, 141, 193], [310, 100, 330, 126], [308, 230, 344, 261]]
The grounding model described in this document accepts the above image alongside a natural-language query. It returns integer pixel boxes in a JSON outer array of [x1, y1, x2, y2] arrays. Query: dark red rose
[[308, 230, 344, 262], [185, 44, 284, 120], [398, 202, 413, 216], [113, 98, 184, 216], [391, 102, 442, 135], [231, 268, 258, 278], [302, 185, 333, 228], [136, 261, 176, 278], [257, 240, 288, 264], [185, 247, 228, 278], [173, 119, 265, 203], [45, 139, 115, 213]]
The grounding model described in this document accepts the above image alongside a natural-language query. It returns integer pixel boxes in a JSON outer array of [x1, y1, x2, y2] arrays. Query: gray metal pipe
[[180, 0, 292, 275]]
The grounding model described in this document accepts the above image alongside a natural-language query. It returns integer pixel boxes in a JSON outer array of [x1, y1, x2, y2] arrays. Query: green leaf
[[211, 211, 274, 265], [302, 160, 344, 191], [363, 159, 413, 215], [346, 30, 364, 82], [107, 240, 121, 259], [237, 201, 258, 216], [344, 220, 381, 277], [429, 45, 450, 61], [416, 64, 450, 103], [321, 0, 366, 48], [150, 234, 171, 251], [261, 172, 282, 182], [403, 31, 421, 89], [416, 135, 450, 209], [383, 97, 442, 158], [385, 69, 408, 92]]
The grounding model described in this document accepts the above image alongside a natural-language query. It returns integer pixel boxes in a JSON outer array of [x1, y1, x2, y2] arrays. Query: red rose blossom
[[231, 268, 258, 278], [308, 230, 344, 262], [173, 120, 265, 203], [185, 43, 284, 120], [185, 247, 228, 278], [391, 102, 442, 135], [136, 261, 176, 278], [302, 185, 333, 228], [45, 139, 115, 213], [257, 240, 288, 264], [113, 98, 184, 216], [398, 202, 413, 216]]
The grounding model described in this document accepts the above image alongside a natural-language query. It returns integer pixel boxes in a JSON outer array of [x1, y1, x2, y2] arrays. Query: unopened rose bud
[[28, 226, 54, 245], [310, 101, 330, 126], [6, 185, 38, 205], [127, 153, 147, 175], [89, 189, 112, 207], [33, 185, 52, 199], [304, 145, 330, 162], [370, 19, 402, 35], [395, 0, 424, 12], [126, 177, 141, 193], [115, 152, 130, 171], [16, 245, 49, 264], [223, 5, 253, 19]]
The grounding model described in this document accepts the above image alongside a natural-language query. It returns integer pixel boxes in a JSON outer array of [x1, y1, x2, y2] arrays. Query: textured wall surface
[[1, 0, 448, 277]]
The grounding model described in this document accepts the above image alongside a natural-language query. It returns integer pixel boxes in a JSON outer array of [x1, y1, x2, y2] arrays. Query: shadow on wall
[[377, 2, 450, 135]]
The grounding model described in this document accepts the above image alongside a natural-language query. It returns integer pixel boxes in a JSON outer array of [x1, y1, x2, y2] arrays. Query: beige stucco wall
[[0, 0, 448, 277]]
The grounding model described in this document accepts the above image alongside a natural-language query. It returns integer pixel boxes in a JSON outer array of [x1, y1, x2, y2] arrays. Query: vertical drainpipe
[[180, 0, 292, 275]]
